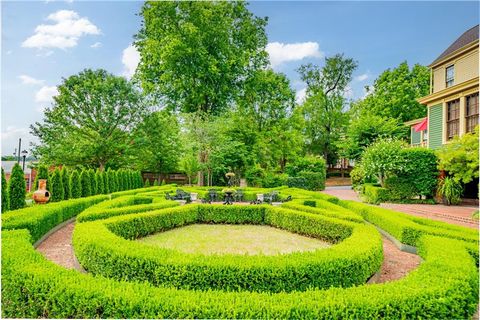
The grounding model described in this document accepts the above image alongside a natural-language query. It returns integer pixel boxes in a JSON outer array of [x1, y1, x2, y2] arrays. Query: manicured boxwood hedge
[[1, 195, 108, 243], [339, 200, 479, 246], [1, 186, 479, 318], [3, 229, 477, 319], [73, 204, 382, 293], [281, 199, 364, 223]]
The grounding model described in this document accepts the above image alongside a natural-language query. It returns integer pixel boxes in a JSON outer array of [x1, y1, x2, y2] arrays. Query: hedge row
[[1, 195, 108, 243], [361, 183, 390, 204], [3, 229, 477, 319], [73, 204, 382, 293], [338, 200, 479, 246], [281, 200, 364, 223], [77, 199, 179, 222]]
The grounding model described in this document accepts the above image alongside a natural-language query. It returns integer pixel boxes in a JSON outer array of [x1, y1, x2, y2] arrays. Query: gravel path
[[36, 219, 420, 284]]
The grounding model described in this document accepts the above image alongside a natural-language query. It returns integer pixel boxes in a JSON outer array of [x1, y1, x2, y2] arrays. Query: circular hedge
[[73, 204, 383, 292]]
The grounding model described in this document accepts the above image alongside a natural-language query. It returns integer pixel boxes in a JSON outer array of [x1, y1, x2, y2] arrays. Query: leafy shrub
[[362, 183, 390, 204], [103, 170, 110, 194], [245, 164, 265, 187], [89, 169, 97, 195], [144, 179, 150, 187], [286, 176, 307, 189], [95, 169, 104, 194], [285, 156, 326, 175], [80, 170, 91, 197], [298, 171, 326, 190], [261, 172, 287, 188], [437, 177, 463, 205], [61, 167, 70, 200], [49, 168, 64, 202], [350, 165, 364, 188], [2, 168, 9, 212], [8, 163, 26, 210]]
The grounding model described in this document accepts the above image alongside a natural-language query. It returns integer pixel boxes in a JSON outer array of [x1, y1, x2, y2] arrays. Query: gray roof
[[1, 161, 33, 174], [432, 25, 479, 65]]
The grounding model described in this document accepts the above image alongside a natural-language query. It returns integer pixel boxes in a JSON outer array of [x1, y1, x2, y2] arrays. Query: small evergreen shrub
[[61, 167, 70, 200], [8, 163, 26, 210], [144, 179, 150, 187], [2, 168, 10, 212], [80, 170, 92, 197], [49, 168, 64, 202], [95, 169, 104, 194]]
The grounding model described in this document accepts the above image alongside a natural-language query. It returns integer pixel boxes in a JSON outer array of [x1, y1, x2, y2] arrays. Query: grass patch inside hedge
[[138, 224, 331, 255]]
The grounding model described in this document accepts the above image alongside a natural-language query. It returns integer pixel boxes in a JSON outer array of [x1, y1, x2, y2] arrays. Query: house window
[[466, 92, 479, 133], [447, 99, 460, 139], [445, 65, 454, 87]]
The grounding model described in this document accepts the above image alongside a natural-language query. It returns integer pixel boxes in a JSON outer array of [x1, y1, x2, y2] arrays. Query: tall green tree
[[30, 69, 147, 170], [135, 1, 268, 115], [2, 168, 9, 212], [80, 170, 91, 197], [351, 62, 430, 122], [8, 163, 26, 210], [131, 111, 181, 178], [69, 170, 82, 199], [50, 168, 64, 202], [88, 169, 97, 195], [33, 165, 49, 191], [60, 167, 70, 200], [103, 170, 110, 194], [95, 169, 104, 194], [107, 169, 117, 193], [297, 54, 358, 164]]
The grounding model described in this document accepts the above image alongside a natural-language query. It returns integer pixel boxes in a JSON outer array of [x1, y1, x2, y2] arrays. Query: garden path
[[322, 187, 479, 229]]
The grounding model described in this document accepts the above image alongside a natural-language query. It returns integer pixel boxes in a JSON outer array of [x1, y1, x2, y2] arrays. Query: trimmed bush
[[80, 170, 91, 197], [2, 168, 9, 212], [281, 200, 363, 223], [95, 169, 104, 195], [8, 163, 26, 210], [362, 183, 390, 204], [69, 170, 82, 199], [73, 204, 382, 293], [103, 170, 110, 194], [2, 195, 108, 243], [144, 179, 150, 187], [89, 169, 97, 195], [49, 168, 64, 202], [61, 167, 70, 200]]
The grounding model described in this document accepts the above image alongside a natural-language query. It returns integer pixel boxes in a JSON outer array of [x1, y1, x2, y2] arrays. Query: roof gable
[[431, 25, 479, 65]]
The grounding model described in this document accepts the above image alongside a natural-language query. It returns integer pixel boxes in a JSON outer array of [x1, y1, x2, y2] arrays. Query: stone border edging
[[375, 225, 417, 254]]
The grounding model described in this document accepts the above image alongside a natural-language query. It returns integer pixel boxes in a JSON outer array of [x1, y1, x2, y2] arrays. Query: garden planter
[[256, 193, 264, 202], [190, 193, 198, 201]]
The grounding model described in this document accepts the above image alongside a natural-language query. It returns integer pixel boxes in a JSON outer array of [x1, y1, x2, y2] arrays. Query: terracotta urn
[[33, 179, 50, 204]]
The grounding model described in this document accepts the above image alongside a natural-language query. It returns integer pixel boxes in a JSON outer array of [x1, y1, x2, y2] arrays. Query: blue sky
[[1, 1, 478, 156]]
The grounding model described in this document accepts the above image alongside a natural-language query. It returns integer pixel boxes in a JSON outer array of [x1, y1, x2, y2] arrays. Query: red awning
[[413, 118, 427, 132]]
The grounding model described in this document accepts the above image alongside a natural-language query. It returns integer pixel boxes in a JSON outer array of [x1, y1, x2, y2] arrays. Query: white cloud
[[1, 126, 30, 142], [344, 86, 354, 99], [90, 42, 102, 48], [18, 75, 45, 85], [295, 87, 307, 104], [354, 73, 368, 82], [6, 50, 12, 55], [266, 42, 323, 68], [122, 44, 140, 79], [35, 85, 58, 103], [22, 10, 100, 50]]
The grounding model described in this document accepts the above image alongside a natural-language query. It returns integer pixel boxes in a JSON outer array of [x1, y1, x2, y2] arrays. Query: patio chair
[[208, 189, 218, 202], [234, 189, 244, 202]]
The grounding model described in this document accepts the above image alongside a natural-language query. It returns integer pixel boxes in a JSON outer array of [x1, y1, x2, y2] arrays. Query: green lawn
[[138, 224, 331, 255]]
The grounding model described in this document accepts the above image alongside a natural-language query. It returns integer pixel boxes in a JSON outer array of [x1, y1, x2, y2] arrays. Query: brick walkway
[[322, 187, 479, 229]]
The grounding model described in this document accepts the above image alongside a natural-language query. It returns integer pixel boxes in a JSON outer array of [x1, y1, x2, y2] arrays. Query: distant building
[[1, 161, 37, 192], [407, 25, 479, 148]]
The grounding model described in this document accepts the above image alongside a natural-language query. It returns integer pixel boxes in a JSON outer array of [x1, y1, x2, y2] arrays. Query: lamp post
[[21, 150, 28, 171]]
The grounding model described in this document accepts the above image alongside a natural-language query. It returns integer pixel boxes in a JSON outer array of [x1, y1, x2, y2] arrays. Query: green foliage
[[385, 148, 438, 199], [69, 170, 82, 199], [2, 168, 9, 212], [284, 156, 326, 190], [103, 170, 110, 194], [343, 113, 407, 160], [437, 177, 463, 205], [30, 69, 147, 169], [437, 127, 479, 184], [108, 168, 117, 193], [135, 1, 268, 115], [33, 164, 49, 191], [297, 171, 326, 191], [74, 204, 381, 293], [297, 54, 357, 164], [361, 138, 406, 187], [60, 167, 70, 200], [286, 177, 307, 189], [351, 62, 430, 122], [8, 163, 26, 210], [144, 179, 150, 187], [95, 169, 104, 194], [80, 170, 91, 197], [350, 165, 365, 188], [49, 168, 64, 202], [285, 155, 326, 175], [153, 179, 159, 186], [87, 169, 96, 195], [2, 195, 108, 243], [361, 183, 390, 204], [245, 165, 265, 187]]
